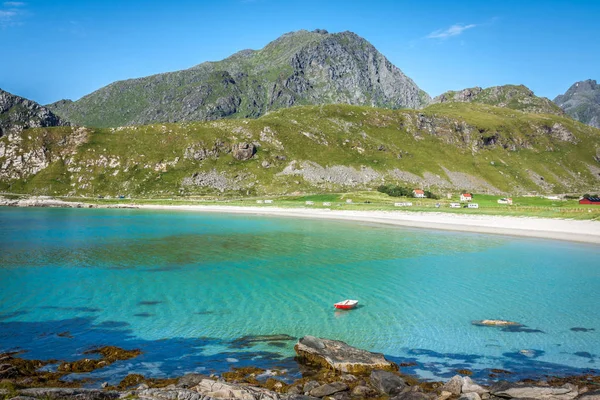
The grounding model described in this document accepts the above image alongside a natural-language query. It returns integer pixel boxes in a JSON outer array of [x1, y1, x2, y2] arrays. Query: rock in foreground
[[294, 335, 398, 373]]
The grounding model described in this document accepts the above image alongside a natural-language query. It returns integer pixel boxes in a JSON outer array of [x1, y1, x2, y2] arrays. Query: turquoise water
[[0, 207, 599, 384]]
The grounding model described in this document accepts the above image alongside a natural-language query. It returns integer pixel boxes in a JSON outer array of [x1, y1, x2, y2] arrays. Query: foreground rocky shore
[[1, 336, 599, 400]]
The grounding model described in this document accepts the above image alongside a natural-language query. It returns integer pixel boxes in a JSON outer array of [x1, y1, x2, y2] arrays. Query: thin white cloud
[[427, 23, 477, 39], [0, 1, 26, 27]]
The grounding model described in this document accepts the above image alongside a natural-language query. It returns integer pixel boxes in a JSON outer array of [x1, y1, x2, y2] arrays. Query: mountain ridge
[[554, 79, 600, 129], [47, 29, 430, 128], [0, 88, 69, 138]]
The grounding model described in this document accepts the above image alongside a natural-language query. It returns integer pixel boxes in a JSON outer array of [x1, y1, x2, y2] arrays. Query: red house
[[579, 197, 600, 205]]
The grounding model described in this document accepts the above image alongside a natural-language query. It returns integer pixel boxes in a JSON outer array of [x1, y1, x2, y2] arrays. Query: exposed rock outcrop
[[294, 335, 398, 373], [0, 89, 69, 137], [554, 79, 600, 129]]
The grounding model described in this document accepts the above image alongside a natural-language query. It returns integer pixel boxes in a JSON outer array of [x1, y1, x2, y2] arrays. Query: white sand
[[134, 204, 600, 245]]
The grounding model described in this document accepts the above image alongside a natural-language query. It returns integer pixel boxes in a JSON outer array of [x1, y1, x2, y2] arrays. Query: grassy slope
[[1, 103, 599, 200]]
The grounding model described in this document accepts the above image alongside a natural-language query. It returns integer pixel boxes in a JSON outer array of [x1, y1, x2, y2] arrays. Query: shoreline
[[139, 205, 600, 245], [1, 197, 600, 244]]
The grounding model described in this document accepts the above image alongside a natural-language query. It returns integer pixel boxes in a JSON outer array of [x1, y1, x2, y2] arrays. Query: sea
[[0, 207, 598, 385]]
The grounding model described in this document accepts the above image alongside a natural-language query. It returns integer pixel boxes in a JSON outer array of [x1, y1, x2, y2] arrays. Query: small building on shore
[[498, 198, 513, 205], [579, 197, 600, 205], [449, 203, 461, 208], [413, 189, 425, 198], [460, 193, 473, 202]]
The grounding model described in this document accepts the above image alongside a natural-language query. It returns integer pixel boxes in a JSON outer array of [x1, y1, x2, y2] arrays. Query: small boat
[[334, 299, 358, 310]]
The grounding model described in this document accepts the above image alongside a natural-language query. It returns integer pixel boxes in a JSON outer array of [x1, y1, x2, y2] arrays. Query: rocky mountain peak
[[47, 29, 430, 128], [0, 89, 69, 137], [554, 79, 600, 129]]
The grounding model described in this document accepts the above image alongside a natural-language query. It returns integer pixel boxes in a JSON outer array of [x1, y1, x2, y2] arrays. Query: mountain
[[0, 88, 68, 137], [47, 30, 430, 128], [432, 85, 564, 116], [554, 79, 600, 129], [2, 103, 599, 196]]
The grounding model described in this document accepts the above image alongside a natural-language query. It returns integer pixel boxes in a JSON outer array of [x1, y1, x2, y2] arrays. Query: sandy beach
[[134, 204, 600, 245]]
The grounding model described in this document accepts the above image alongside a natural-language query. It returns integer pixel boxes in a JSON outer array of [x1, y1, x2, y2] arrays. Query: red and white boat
[[334, 299, 358, 310]]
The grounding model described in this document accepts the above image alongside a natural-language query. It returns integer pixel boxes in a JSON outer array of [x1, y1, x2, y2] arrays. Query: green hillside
[[1, 103, 599, 197]]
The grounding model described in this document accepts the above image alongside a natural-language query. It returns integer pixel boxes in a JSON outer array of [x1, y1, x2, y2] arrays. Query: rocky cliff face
[[554, 79, 600, 129], [432, 85, 564, 116], [0, 89, 69, 137], [47, 30, 430, 128]]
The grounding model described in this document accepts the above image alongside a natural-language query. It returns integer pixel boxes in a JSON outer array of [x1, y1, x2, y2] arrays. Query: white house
[[497, 198, 513, 205], [256, 200, 264, 204], [305, 201, 314, 205], [395, 202, 413, 207], [460, 193, 473, 202], [346, 199, 353, 203], [413, 189, 426, 198], [468, 203, 479, 209], [450, 203, 461, 208], [323, 202, 331, 206], [264, 199, 273, 204]]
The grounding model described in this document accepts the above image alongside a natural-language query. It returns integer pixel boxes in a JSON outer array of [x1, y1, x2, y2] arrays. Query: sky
[[1, 0, 599, 105]]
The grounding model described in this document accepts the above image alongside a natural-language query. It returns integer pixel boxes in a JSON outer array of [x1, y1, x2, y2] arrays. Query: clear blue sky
[[1, 0, 598, 105]]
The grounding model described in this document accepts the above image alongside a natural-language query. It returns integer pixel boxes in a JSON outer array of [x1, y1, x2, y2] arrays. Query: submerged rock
[[294, 335, 398, 373], [472, 320, 522, 327]]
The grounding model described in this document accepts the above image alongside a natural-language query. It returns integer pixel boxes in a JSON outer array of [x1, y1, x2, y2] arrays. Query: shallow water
[[0, 207, 598, 384]]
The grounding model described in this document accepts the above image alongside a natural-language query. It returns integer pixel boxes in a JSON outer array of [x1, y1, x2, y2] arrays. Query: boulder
[[578, 390, 600, 400], [284, 395, 320, 400], [177, 373, 209, 388], [438, 391, 453, 400], [303, 380, 320, 394], [352, 385, 377, 397], [490, 382, 578, 400], [133, 388, 204, 400], [441, 375, 464, 395], [309, 382, 348, 397], [232, 142, 256, 161], [370, 369, 406, 395], [461, 377, 488, 395], [295, 336, 398, 374], [392, 391, 433, 400], [459, 393, 482, 400], [18, 388, 120, 400], [193, 379, 279, 400]]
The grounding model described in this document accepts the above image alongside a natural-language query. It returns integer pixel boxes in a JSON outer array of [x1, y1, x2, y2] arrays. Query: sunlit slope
[[1, 103, 599, 196]]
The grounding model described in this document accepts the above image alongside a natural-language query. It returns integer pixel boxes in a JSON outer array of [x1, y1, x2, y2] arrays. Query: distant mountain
[[0, 89, 68, 137], [47, 29, 430, 128], [554, 79, 600, 129], [432, 85, 564, 116]]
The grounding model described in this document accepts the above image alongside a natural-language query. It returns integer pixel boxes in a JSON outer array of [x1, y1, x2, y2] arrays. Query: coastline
[[1, 196, 600, 244], [135, 204, 600, 245]]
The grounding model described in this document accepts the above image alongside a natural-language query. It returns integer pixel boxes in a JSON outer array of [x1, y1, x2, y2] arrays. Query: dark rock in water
[[18, 388, 120, 400], [490, 381, 578, 399], [295, 335, 397, 373], [232, 142, 256, 161], [370, 369, 406, 395], [571, 327, 595, 332], [309, 382, 348, 397], [138, 301, 162, 306], [231, 334, 296, 348], [574, 351, 594, 359]]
